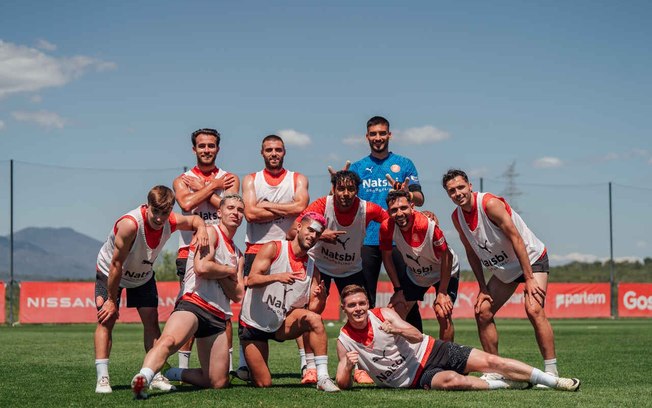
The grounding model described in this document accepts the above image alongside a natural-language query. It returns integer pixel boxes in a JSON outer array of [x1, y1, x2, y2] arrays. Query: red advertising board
[[375, 281, 611, 319], [618, 283, 652, 317], [0, 282, 5, 324], [18, 281, 342, 324]]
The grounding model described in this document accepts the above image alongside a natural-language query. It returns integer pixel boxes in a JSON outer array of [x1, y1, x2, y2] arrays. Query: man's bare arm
[[242, 174, 279, 223], [335, 340, 355, 390], [380, 307, 424, 343]]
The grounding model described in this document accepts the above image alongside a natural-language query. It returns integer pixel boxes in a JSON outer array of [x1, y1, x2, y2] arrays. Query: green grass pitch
[[1, 319, 650, 407]]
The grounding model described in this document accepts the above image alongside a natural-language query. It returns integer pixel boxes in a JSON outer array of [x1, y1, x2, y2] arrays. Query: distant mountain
[[0, 227, 103, 281]]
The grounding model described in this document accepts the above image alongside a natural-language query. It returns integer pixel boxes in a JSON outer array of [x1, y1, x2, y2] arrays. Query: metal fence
[[2, 159, 651, 323]]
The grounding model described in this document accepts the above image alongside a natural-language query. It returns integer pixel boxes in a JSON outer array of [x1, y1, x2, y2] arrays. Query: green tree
[[155, 250, 178, 281]]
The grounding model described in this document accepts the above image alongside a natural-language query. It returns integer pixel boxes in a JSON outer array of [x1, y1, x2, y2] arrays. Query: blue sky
[[1, 0, 650, 267]]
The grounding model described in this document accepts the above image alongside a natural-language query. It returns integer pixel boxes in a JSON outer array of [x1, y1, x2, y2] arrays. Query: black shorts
[[176, 257, 188, 278], [174, 300, 227, 338], [418, 340, 473, 389], [238, 321, 281, 343], [320, 270, 368, 298], [401, 274, 460, 304], [243, 253, 257, 278], [94, 271, 158, 309], [513, 253, 550, 283]]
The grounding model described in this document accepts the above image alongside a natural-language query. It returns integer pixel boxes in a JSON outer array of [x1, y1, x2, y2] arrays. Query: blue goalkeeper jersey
[[350, 152, 421, 246]]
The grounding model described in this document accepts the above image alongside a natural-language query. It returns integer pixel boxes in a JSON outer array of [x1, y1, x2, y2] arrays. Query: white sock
[[139, 367, 155, 385], [315, 355, 329, 380], [178, 351, 191, 369], [530, 368, 558, 388], [485, 379, 509, 389], [165, 367, 184, 381], [306, 353, 316, 370], [544, 358, 558, 376], [95, 359, 109, 379], [229, 348, 233, 372], [299, 348, 307, 369], [239, 345, 248, 369]]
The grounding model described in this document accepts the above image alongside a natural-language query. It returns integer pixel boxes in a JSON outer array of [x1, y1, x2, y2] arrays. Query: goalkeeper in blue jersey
[[349, 116, 426, 331]]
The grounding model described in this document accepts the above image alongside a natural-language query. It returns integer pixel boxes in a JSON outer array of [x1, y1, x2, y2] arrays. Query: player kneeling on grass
[[131, 194, 245, 399], [335, 284, 580, 392], [238, 212, 340, 392]]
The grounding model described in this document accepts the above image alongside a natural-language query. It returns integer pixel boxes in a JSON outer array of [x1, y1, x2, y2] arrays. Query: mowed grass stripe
[[0, 319, 649, 407]]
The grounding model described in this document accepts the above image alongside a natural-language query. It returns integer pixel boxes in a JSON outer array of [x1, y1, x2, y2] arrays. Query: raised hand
[[328, 160, 351, 176]]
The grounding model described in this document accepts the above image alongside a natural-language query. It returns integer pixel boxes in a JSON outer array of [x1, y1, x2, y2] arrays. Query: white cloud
[[466, 167, 489, 177], [549, 252, 643, 265], [636, 241, 648, 249], [533, 156, 563, 169], [35, 39, 57, 51], [30, 95, 42, 103], [0, 120, 5, 131], [393, 126, 450, 145], [0, 39, 117, 99], [277, 129, 311, 147], [549, 252, 600, 264], [595, 149, 651, 164], [342, 135, 365, 145], [11, 110, 67, 129]]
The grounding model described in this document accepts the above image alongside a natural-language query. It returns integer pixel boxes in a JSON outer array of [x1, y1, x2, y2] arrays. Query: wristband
[[394, 287, 402, 293]]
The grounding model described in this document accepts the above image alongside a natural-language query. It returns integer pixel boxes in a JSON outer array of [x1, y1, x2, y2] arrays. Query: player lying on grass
[[131, 194, 245, 399], [335, 284, 581, 392]]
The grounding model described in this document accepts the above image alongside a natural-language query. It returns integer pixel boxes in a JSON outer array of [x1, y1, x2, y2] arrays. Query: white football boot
[[95, 376, 112, 393]]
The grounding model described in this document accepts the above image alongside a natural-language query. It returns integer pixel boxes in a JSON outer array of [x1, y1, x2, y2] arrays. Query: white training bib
[[182, 224, 242, 318], [240, 240, 314, 332], [338, 309, 433, 388], [308, 195, 366, 277], [245, 170, 296, 245], [394, 217, 459, 287], [178, 167, 229, 251], [97, 206, 172, 288], [456, 192, 545, 283]]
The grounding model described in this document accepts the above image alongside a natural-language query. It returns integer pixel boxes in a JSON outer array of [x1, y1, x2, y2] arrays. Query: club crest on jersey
[[481, 251, 510, 268], [390, 164, 401, 173]]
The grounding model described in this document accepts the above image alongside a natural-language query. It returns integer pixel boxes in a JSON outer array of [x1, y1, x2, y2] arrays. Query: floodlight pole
[[608, 182, 615, 318], [9, 160, 14, 325], [479, 177, 484, 192]]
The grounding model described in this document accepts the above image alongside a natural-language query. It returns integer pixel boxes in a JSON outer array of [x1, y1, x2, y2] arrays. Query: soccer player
[[131, 194, 245, 399], [335, 285, 580, 392], [173, 128, 239, 370], [238, 134, 309, 379], [380, 189, 460, 341], [238, 212, 340, 392], [297, 170, 387, 384], [94, 185, 208, 393], [349, 115, 424, 328], [442, 169, 559, 381]]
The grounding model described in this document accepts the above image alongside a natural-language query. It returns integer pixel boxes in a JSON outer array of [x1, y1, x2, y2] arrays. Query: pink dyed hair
[[300, 211, 327, 228]]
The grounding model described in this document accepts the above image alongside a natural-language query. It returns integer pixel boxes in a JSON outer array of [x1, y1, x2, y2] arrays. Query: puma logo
[[365, 167, 373, 173], [405, 254, 422, 266], [478, 239, 491, 254], [372, 349, 390, 362], [336, 237, 351, 250], [141, 260, 154, 265]]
